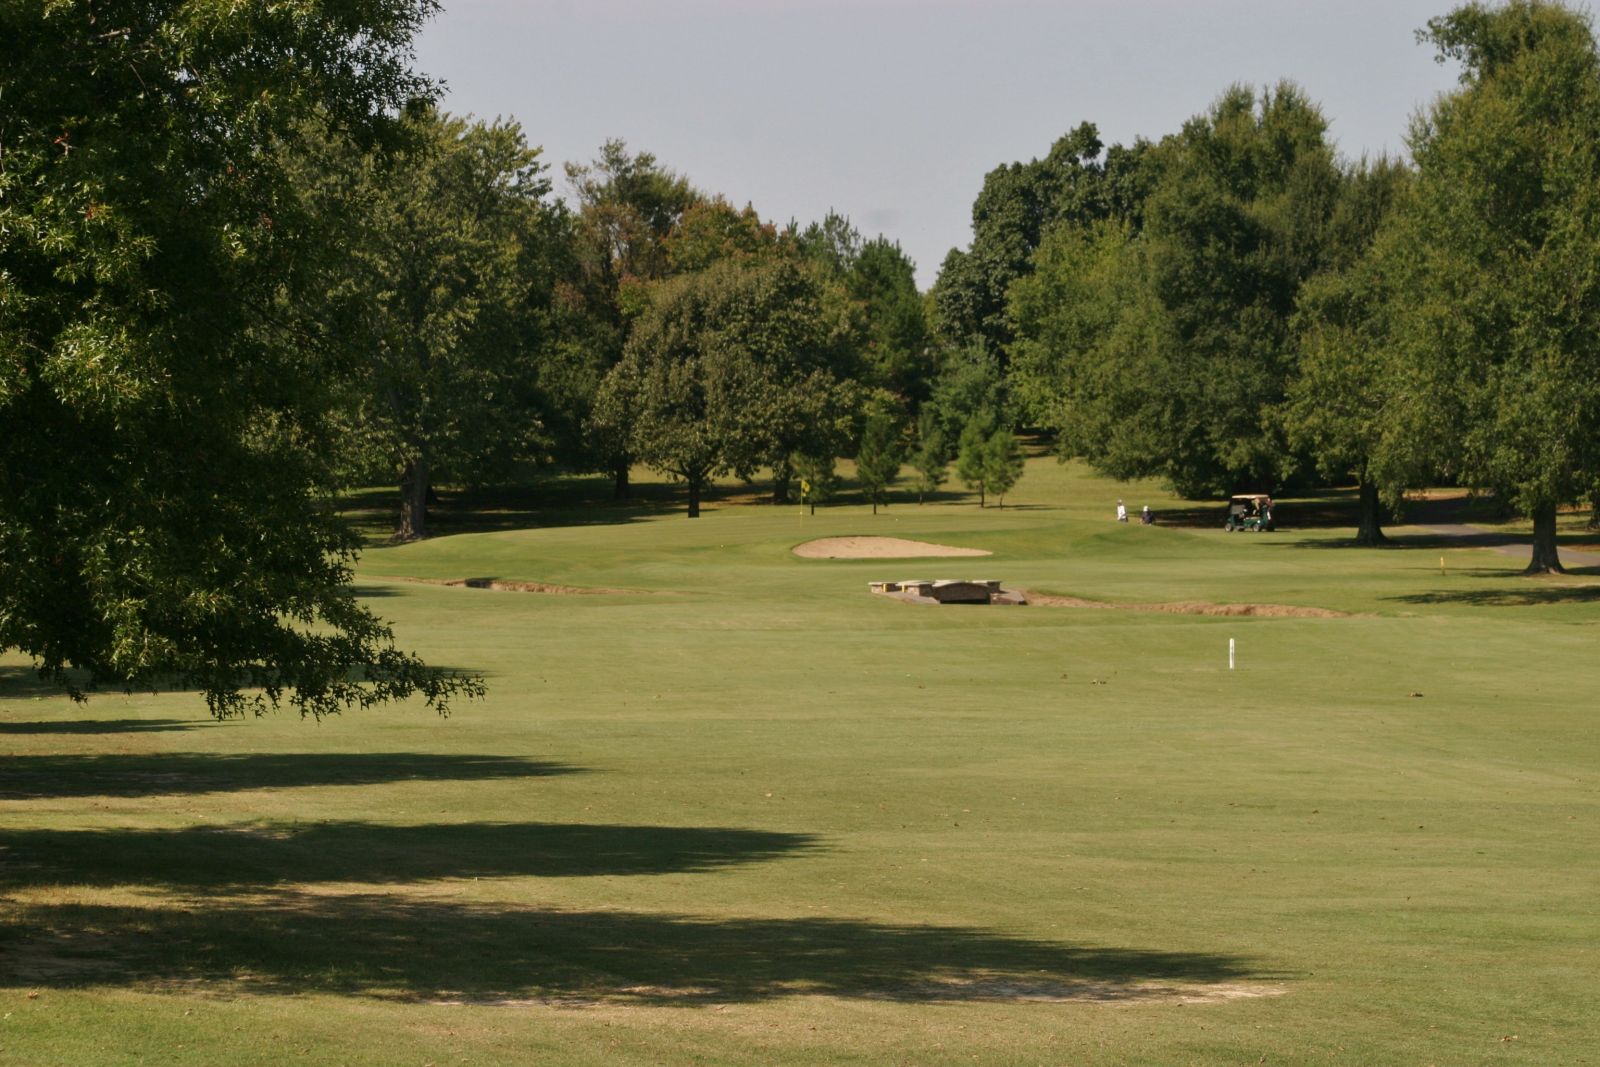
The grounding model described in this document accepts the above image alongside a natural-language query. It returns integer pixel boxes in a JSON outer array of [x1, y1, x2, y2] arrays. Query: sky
[[415, 0, 1466, 289]]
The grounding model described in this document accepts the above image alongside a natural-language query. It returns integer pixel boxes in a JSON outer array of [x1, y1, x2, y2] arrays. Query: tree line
[[312, 120, 1026, 534], [3, 0, 1593, 718], [940, 0, 1600, 575]]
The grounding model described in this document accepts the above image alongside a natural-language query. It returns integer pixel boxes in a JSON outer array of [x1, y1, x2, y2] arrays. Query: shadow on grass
[[343, 478, 686, 543], [0, 753, 578, 800], [0, 719, 212, 735], [6, 892, 1267, 1004], [1273, 530, 1524, 552], [346, 583, 407, 598], [1146, 504, 1231, 530], [1153, 487, 1408, 533], [0, 666, 85, 700], [1377, 530, 1525, 550], [1387, 583, 1600, 607], [0, 821, 818, 887], [2, 663, 492, 705]]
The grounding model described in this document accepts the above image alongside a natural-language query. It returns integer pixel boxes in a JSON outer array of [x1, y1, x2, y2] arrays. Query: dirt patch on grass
[[1024, 592, 1347, 618], [794, 536, 991, 559], [370, 575, 637, 595], [876, 978, 1286, 1004], [427, 980, 1285, 1009]]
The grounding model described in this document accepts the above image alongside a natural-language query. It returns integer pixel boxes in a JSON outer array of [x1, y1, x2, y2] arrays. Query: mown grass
[[3, 458, 1598, 1064]]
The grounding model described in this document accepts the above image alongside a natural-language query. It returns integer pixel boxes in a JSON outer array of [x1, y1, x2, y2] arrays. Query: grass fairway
[[3, 459, 1598, 1065]]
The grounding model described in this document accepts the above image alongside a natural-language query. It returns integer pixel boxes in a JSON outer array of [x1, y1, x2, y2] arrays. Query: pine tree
[[855, 414, 905, 515], [983, 430, 1027, 508], [956, 414, 995, 506], [910, 409, 950, 503]]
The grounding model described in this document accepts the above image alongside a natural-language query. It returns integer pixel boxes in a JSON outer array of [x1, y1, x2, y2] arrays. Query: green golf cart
[[1224, 494, 1275, 532]]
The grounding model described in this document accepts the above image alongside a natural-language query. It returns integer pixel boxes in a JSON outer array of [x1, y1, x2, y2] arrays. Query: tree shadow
[[1272, 530, 1516, 551], [1387, 583, 1600, 607], [1377, 530, 1525, 550], [0, 666, 87, 700], [5, 892, 1270, 1004], [0, 753, 579, 800], [1147, 504, 1231, 529], [2, 663, 493, 704], [1151, 487, 1399, 533], [0, 821, 818, 888], [0, 719, 212, 735], [343, 478, 684, 543]]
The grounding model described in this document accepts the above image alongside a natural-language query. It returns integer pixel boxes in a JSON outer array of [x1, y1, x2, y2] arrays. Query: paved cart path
[[1425, 523, 1600, 569]]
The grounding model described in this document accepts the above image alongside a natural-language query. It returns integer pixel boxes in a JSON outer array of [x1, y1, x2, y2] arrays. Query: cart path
[[1423, 523, 1600, 569]]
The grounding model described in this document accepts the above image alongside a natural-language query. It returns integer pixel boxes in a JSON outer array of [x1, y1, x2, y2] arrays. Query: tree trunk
[[1588, 483, 1600, 531], [612, 461, 631, 501], [686, 474, 702, 518], [1356, 477, 1387, 547], [1525, 500, 1564, 574], [397, 456, 429, 541], [771, 458, 792, 505]]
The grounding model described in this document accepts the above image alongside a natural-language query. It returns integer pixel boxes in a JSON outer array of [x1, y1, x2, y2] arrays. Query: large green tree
[[560, 140, 698, 497], [1386, 0, 1600, 573], [593, 258, 851, 517], [1285, 158, 1414, 545], [1010, 84, 1341, 497], [332, 108, 558, 541], [931, 123, 1149, 353], [847, 238, 932, 403], [0, 0, 477, 716], [798, 212, 932, 407]]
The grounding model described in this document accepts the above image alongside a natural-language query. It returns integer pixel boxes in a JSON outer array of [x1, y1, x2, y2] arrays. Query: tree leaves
[[0, 0, 477, 716]]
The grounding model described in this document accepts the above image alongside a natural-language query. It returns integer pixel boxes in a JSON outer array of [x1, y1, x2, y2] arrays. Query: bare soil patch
[[1024, 592, 1347, 618], [794, 536, 991, 559], [371, 575, 636, 595], [874, 978, 1286, 1004], [425, 980, 1284, 1009]]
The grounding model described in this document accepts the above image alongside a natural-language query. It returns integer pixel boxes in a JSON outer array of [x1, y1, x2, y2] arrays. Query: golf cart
[[1224, 494, 1275, 532]]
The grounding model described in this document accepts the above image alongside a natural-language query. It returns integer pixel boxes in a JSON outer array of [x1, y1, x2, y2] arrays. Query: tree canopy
[[1007, 83, 1341, 497], [594, 256, 853, 517], [325, 107, 560, 541], [1381, 0, 1600, 572], [0, 0, 478, 716]]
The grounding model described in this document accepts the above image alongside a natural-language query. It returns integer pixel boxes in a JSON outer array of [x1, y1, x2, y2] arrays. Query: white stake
[[1229, 638, 1236, 670]]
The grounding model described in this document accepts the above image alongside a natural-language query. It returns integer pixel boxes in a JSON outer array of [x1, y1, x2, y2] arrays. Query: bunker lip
[[794, 536, 991, 559]]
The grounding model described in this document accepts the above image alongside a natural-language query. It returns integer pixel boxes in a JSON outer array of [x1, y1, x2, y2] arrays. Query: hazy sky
[[415, 0, 1465, 288]]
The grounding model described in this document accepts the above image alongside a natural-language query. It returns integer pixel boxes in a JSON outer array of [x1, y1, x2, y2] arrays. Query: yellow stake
[[1440, 555, 1446, 576]]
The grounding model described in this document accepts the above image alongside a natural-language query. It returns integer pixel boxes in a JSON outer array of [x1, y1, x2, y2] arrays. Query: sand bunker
[[794, 536, 991, 559], [1023, 592, 1347, 618]]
